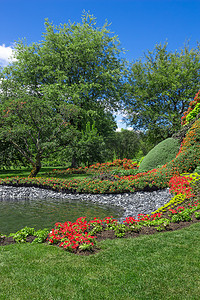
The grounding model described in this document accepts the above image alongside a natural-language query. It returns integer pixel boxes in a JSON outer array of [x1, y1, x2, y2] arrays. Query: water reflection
[[0, 197, 123, 235]]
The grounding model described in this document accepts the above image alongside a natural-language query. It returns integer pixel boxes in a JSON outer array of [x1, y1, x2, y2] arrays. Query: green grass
[[0, 223, 200, 299], [0, 167, 90, 180], [0, 166, 64, 178]]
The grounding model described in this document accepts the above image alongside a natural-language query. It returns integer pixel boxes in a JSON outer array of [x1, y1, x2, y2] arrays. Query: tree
[[6, 11, 127, 113], [125, 42, 200, 144], [0, 89, 81, 176], [77, 121, 106, 166], [107, 129, 142, 159], [0, 12, 127, 173], [0, 140, 26, 168]]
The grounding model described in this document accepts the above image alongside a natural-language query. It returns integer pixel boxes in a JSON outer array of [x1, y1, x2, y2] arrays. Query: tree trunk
[[71, 155, 77, 168], [29, 155, 41, 177]]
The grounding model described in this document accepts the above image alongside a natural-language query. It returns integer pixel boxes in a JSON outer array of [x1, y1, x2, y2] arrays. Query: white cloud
[[0, 44, 16, 67]]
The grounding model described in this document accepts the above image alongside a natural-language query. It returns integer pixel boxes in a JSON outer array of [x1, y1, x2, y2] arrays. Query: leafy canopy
[[0, 12, 127, 174], [125, 42, 200, 143]]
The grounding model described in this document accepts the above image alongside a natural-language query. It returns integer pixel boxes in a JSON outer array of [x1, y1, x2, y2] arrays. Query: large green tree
[[0, 88, 81, 176], [7, 12, 127, 112], [0, 12, 127, 173], [125, 42, 200, 143]]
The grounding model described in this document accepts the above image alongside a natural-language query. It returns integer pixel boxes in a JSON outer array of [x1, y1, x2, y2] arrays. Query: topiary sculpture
[[138, 138, 180, 172]]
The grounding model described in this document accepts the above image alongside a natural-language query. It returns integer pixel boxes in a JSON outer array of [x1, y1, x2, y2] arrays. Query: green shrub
[[181, 118, 200, 152], [186, 103, 200, 123], [194, 211, 200, 219], [138, 138, 180, 172], [194, 166, 200, 174], [171, 209, 193, 223], [9, 227, 49, 243]]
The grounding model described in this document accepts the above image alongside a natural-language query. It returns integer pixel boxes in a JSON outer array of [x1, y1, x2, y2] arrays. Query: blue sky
[[1, 0, 200, 130]]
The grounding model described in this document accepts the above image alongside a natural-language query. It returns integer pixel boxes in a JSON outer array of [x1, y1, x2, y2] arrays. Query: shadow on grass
[[0, 166, 70, 179]]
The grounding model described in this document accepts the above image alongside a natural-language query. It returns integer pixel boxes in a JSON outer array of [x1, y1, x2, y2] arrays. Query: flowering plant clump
[[47, 212, 175, 252], [152, 172, 200, 214], [180, 119, 200, 153], [47, 217, 97, 252], [123, 213, 169, 232], [86, 159, 138, 172], [152, 193, 187, 214], [47, 159, 139, 177], [181, 90, 200, 126], [51, 167, 88, 175], [168, 203, 200, 223], [168, 176, 195, 198], [47, 214, 162, 252]]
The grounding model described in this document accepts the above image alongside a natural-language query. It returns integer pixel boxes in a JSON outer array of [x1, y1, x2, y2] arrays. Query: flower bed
[[1, 95, 200, 253], [1, 197, 199, 253], [1, 172, 200, 254], [181, 90, 200, 125], [47, 159, 138, 177]]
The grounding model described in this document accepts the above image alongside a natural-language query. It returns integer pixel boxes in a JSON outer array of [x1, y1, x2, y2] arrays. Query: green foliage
[[110, 168, 138, 176], [75, 121, 106, 166], [9, 227, 36, 243], [0, 140, 26, 168], [0, 95, 80, 176], [138, 138, 180, 172], [113, 224, 127, 237], [186, 102, 200, 123], [194, 211, 200, 219], [9, 227, 49, 243], [108, 129, 142, 159], [146, 218, 170, 227], [138, 156, 145, 166], [194, 166, 200, 174], [126, 42, 200, 143], [0, 12, 127, 173], [171, 209, 193, 222], [32, 228, 50, 244], [153, 193, 186, 214], [181, 90, 200, 125], [128, 223, 143, 232], [79, 243, 94, 251]]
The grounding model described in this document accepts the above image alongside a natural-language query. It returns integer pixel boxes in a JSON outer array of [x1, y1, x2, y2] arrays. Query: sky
[[0, 0, 200, 130]]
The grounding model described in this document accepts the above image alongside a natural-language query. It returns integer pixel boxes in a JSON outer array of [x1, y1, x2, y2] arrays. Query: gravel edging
[[0, 185, 173, 222]]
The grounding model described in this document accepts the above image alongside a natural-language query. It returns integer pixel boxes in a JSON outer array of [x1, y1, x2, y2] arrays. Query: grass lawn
[[0, 166, 63, 178], [0, 167, 90, 180], [0, 223, 200, 300]]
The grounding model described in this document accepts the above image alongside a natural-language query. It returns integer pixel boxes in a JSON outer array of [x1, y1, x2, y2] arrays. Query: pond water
[[0, 197, 123, 235]]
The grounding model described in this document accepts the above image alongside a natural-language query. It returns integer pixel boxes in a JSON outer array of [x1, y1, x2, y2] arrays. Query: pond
[[0, 196, 123, 235], [0, 185, 172, 235]]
